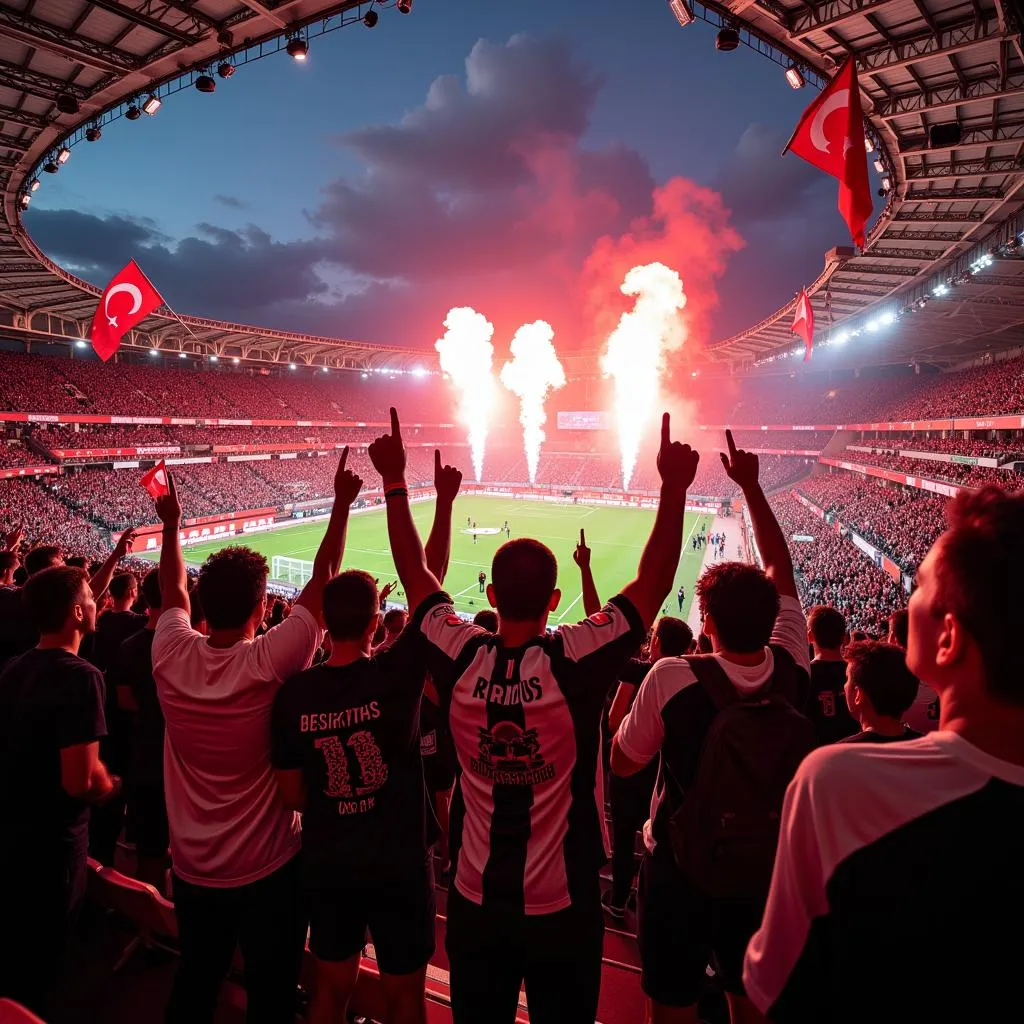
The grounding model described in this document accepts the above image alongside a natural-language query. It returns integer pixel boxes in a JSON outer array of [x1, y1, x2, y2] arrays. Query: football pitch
[[160, 496, 712, 621]]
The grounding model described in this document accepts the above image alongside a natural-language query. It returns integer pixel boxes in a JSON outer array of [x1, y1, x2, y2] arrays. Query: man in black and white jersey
[[611, 431, 811, 1024], [367, 408, 700, 1024], [744, 486, 1024, 1021]]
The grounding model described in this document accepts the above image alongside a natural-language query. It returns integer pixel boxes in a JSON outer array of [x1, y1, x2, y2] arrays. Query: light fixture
[[690, 370, 699, 377], [85, 125, 101, 142], [218, 61, 235, 78], [143, 94, 161, 115], [149, 348, 159, 357], [289, 362, 297, 370], [57, 147, 71, 165], [397, 0, 412, 12], [43, 160, 58, 174], [321, 366, 329, 373], [56, 92, 79, 115], [30, 178, 40, 192], [933, 284, 948, 296], [178, 352, 187, 359], [125, 103, 141, 120], [832, 331, 849, 346], [286, 37, 308, 60], [785, 65, 804, 89], [18, 193, 30, 210], [716, 27, 739, 51], [195, 74, 216, 93], [873, 159, 884, 173], [361, 371, 369, 379], [881, 176, 892, 192], [668, 0, 694, 27], [232, 356, 240, 364], [865, 136, 875, 154], [75, 340, 87, 348], [363, 9, 379, 27], [210, 355, 218, 362], [866, 318, 881, 332], [881, 311, 895, 326]]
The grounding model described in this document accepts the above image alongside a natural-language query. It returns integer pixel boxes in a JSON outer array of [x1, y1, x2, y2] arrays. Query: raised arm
[[368, 409, 444, 612], [620, 413, 699, 628], [294, 447, 363, 620], [424, 449, 463, 585], [721, 430, 798, 599], [155, 474, 189, 614], [572, 529, 601, 618], [90, 527, 138, 598]]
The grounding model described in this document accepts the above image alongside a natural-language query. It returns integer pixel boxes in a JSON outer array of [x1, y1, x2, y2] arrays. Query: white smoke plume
[[600, 262, 687, 490], [499, 320, 566, 484], [435, 307, 496, 481]]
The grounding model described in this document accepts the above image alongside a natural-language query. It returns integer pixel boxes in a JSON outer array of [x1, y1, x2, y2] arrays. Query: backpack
[[668, 653, 814, 900]]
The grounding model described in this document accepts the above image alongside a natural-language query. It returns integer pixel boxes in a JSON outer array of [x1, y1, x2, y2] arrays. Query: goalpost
[[271, 555, 315, 588]]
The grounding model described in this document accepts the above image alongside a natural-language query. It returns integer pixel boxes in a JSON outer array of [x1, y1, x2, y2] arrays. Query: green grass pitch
[[160, 495, 712, 621]]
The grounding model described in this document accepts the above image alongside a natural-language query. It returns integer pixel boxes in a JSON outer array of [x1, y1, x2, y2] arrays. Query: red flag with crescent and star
[[89, 259, 164, 362], [792, 287, 814, 362], [140, 459, 170, 499], [784, 58, 873, 247]]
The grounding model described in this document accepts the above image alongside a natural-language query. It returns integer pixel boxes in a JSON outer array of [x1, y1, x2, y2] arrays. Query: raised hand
[[719, 429, 760, 491], [114, 526, 138, 558], [656, 412, 699, 492], [379, 580, 397, 602], [4, 523, 24, 552], [334, 446, 364, 506], [572, 528, 591, 570], [155, 472, 182, 529], [434, 449, 463, 504], [367, 407, 407, 482]]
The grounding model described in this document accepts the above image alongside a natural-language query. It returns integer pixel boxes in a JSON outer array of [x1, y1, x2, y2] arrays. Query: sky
[[25, 0, 874, 356]]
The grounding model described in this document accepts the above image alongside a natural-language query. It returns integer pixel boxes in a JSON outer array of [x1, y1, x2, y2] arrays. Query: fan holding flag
[[89, 259, 164, 362], [792, 288, 815, 363], [140, 460, 170, 499]]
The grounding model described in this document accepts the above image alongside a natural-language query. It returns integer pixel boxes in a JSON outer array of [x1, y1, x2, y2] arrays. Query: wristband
[[385, 486, 408, 499], [382, 479, 407, 492]]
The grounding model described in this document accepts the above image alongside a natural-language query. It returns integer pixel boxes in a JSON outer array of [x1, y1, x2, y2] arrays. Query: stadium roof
[[699, 0, 1024, 368], [0, 0, 427, 371]]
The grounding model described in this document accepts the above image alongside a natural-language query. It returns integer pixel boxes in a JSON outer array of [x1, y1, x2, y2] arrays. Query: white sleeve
[[151, 608, 198, 671], [771, 595, 811, 674], [416, 593, 486, 664], [615, 661, 669, 767], [251, 604, 322, 682]]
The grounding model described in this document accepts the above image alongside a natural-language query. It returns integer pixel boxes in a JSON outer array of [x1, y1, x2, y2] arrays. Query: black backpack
[[668, 654, 814, 900]]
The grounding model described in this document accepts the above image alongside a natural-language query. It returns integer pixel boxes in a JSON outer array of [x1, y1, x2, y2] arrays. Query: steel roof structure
[[700, 0, 1024, 367], [0, 0, 427, 371]]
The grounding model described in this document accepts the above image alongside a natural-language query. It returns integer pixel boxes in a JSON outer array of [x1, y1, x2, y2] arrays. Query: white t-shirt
[[152, 605, 321, 887]]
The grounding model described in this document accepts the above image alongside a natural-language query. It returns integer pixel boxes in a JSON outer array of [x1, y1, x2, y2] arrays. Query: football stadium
[[1, 1, 1023, 1024]]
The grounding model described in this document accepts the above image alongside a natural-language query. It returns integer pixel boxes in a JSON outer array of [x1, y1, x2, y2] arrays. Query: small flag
[[792, 288, 815, 363], [784, 58, 873, 247], [89, 259, 164, 362], [141, 460, 170, 499]]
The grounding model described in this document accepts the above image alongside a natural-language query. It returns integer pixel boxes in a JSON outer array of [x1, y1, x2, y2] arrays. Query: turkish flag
[[785, 58, 873, 247], [140, 460, 170, 499], [89, 260, 164, 362], [792, 288, 814, 362]]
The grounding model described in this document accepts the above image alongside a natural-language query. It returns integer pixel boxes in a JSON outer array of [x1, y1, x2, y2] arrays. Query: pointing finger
[[725, 429, 737, 460], [660, 412, 670, 450], [340, 445, 349, 470], [435, 449, 442, 474], [579, 528, 585, 546], [390, 407, 401, 438], [167, 473, 177, 499]]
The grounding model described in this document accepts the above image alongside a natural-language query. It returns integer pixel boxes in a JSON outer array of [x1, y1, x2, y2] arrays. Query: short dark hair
[[491, 538, 557, 621], [109, 572, 137, 601], [888, 608, 908, 649], [25, 545, 62, 576], [846, 640, 919, 719], [931, 487, 1024, 704], [851, 629, 869, 642], [323, 570, 379, 641], [808, 605, 846, 650], [696, 562, 780, 654], [655, 616, 693, 657], [0, 551, 18, 574], [696, 632, 713, 654], [23, 566, 90, 634], [197, 546, 268, 630], [383, 608, 407, 630], [473, 609, 498, 632], [65, 555, 88, 569], [141, 568, 162, 611]]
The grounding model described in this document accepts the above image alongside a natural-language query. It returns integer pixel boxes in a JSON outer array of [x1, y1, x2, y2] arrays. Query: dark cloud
[[213, 194, 249, 209]]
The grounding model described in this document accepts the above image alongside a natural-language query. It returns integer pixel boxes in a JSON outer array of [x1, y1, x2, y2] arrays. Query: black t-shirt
[[271, 628, 428, 884], [86, 610, 147, 671], [0, 647, 107, 858], [806, 659, 859, 746], [839, 727, 925, 744], [108, 628, 163, 787], [0, 585, 35, 671]]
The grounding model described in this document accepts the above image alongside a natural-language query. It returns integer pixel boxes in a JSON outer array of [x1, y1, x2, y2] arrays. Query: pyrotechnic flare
[[435, 307, 496, 481], [600, 262, 687, 490], [500, 320, 566, 485]]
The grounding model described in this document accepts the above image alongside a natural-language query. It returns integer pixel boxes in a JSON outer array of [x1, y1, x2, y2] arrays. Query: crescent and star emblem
[[104, 281, 143, 330], [810, 88, 850, 155]]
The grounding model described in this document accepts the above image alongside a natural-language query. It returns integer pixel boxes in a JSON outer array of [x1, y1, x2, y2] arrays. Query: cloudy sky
[[26, 0, 872, 354]]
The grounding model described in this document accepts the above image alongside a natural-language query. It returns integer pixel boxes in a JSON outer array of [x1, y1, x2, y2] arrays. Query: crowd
[[715, 430, 833, 452], [836, 449, 1020, 489], [0, 409, 1020, 1024], [0, 440, 48, 468], [863, 435, 1024, 461]]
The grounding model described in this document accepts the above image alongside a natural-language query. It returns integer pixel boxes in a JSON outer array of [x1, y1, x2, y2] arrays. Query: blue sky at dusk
[[26, 0, 866, 352]]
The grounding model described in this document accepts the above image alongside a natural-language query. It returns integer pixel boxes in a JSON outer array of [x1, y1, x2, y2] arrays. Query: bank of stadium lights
[[971, 253, 994, 274], [933, 284, 949, 297]]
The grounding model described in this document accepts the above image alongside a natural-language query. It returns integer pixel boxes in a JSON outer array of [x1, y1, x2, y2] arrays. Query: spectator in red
[[744, 486, 1024, 1020]]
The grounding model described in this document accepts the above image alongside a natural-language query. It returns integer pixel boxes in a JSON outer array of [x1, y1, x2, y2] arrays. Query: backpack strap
[[684, 654, 773, 711]]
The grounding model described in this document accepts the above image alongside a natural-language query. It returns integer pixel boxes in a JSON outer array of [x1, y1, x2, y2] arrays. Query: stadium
[[1, 1, 1023, 1024]]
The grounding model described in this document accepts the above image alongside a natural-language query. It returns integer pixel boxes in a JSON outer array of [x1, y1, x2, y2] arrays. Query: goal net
[[271, 555, 314, 587]]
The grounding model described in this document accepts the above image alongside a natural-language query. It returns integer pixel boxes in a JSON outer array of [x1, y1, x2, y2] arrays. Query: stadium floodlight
[[232, 357, 240, 364], [143, 95, 161, 116], [668, 0, 694, 27], [881, 311, 895, 326], [361, 371, 369, 379], [933, 284, 948, 296], [363, 9, 379, 27], [149, 348, 159, 357], [322, 366, 329, 373], [286, 37, 308, 60], [30, 178, 40, 192], [881, 176, 892, 192], [716, 27, 739, 50], [873, 159, 884, 173], [865, 136, 874, 154], [178, 352, 187, 359], [125, 103, 141, 121], [397, 0, 412, 12], [19, 193, 30, 210], [43, 160, 58, 174], [866, 318, 881, 332], [832, 331, 849, 346], [195, 74, 216, 93], [218, 62, 235, 78], [56, 92, 79, 115], [785, 66, 804, 89], [289, 362, 297, 370], [209, 355, 218, 362], [85, 125, 101, 142], [75, 340, 87, 348], [57, 146, 71, 164], [411, 366, 428, 377]]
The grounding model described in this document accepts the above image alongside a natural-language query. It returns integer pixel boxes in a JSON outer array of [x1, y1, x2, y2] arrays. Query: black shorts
[[305, 856, 436, 976], [637, 849, 765, 1006]]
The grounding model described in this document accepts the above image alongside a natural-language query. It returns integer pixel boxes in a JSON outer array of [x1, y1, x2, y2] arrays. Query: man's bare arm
[[424, 449, 463, 585], [90, 528, 138, 598]]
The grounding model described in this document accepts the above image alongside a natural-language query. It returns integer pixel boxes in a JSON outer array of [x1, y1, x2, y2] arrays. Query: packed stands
[[836, 449, 1020, 489], [0, 478, 109, 559]]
